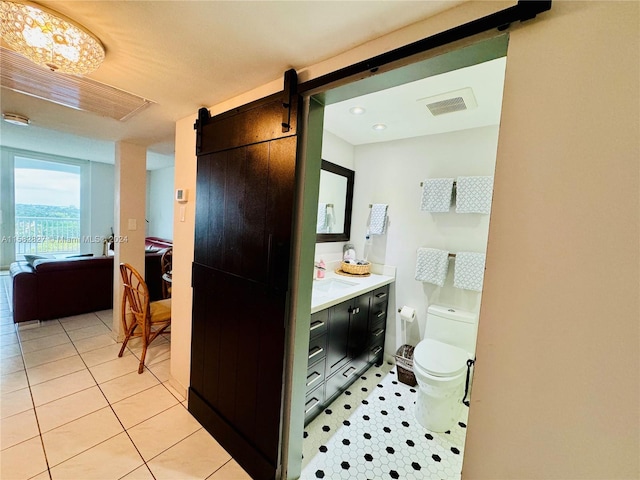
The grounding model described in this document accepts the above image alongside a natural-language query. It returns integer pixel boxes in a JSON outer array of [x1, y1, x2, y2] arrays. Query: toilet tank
[[425, 305, 478, 355]]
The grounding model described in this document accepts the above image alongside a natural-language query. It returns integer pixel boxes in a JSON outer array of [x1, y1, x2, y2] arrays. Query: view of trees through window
[[14, 157, 81, 258]]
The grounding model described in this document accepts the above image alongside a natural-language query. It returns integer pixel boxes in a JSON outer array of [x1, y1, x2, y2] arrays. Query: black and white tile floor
[[301, 362, 469, 480]]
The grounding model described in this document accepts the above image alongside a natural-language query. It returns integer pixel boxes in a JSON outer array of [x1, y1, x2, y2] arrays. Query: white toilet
[[412, 305, 478, 432]]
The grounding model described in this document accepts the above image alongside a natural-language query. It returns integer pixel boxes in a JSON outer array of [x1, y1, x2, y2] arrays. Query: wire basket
[[395, 344, 417, 386], [341, 261, 370, 275]]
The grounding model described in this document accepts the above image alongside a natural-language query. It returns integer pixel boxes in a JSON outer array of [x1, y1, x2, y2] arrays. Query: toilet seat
[[414, 339, 469, 378]]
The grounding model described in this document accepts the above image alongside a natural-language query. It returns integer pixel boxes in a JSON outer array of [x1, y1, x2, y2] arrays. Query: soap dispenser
[[316, 259, 325, 279]]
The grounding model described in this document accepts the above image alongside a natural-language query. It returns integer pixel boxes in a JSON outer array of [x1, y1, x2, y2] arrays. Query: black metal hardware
[[281, 68, 297, 132]]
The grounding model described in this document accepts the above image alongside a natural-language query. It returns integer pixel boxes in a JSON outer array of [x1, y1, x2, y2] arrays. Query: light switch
[[128, 218, 137, 230]]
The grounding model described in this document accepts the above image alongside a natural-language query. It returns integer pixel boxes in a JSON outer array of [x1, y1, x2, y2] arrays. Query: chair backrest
[[119, 263, 150, 330], [161, 248, 172, 275]]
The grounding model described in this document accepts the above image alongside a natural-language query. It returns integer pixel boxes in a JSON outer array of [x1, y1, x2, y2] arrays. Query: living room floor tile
[[207, 460, 252, 480], [0, 408, 40, 450], [134, 342, 171, 366], [93, 309, 113, 327], [126, 404, 201, 461], [1, 354, 25, 375], [0, 331, 19, 346], [120, 464, 156, 480], [66, 323, 111, 342], [30, 369, 96, 407], [147, 428, 231, 480], [20, 332, 71, 354], [0, 436, 48, 480], [1, 341, 21, 359], [18, 322, 64, 342], [148, 358, 171, 382], [41, 406, 123, 467], [98, 370, 160, 405], [0, 370, 28, 394], [89, 355, 144, 384], [22, 342, 78, 369], [26, 354, 86, 386], [0, 323, 15, 335], [72, 333, 117, 353], [49, 432, 144, 480], [1, 387, 33, 419], [59, 313, 104, 332], [111, 383, 179, 429], [80, 343, 131, 367], [35, 386, 109, 433]]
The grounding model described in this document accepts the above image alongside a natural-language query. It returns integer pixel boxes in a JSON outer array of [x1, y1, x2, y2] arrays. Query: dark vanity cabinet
[[304, 284, 390, 424]]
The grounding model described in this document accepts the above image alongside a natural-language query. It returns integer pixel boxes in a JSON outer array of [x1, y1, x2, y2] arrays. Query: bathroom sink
[[312, 278, 358, 297]]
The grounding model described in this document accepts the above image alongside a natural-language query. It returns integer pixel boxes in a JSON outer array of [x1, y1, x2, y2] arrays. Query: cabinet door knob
[[310, 320, 325, 331], [373, 328, 384, 337], [308, 346, 324, 359], [342, 366, 357, 378], [375, 292, 387, 299], [305, 397, 320, 413]]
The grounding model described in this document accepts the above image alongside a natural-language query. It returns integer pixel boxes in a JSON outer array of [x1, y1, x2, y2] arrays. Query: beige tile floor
[[0, 276, 251, 480]]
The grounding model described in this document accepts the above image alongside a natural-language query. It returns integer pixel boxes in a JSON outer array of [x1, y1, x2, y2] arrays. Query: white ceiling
[[0, 0, 468, 167], [323, 56, 507, 145]]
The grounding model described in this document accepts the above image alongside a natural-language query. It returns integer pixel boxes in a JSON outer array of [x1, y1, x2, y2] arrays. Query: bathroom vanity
[[305, 273, 394, 424]]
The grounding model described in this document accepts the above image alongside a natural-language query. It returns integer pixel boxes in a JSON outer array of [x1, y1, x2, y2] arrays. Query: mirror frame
[[316, 159, 355, 243]]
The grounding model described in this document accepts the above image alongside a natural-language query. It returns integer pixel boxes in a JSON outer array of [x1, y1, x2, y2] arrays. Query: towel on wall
[[317, 203, 328, 233], [453, 251, 486, 292], [420, 178, 454, 212], [369, 204, 388, 235], [455, 176, 494, 214], [415, 248, 450, 287]]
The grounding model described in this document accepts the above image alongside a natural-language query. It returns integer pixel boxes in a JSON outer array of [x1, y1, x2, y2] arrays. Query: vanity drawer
[[307, 333, 327, 365], [369, 324, 386, 344], [304, 384, 325, 424], [309, 309, 328, 339], [368, 338, 385, 363], [305, 359, 326, 393], [369, 306, 387, 329], [371, 285, 389, 308], [325, 361, 361, 402]]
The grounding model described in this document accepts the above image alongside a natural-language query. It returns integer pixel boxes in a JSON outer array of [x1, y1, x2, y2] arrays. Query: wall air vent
[[0, 47, 154, 121], [419, 87, 477, 117]]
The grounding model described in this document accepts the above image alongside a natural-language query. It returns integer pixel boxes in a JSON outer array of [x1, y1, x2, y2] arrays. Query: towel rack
[[420, 181, 457, 187]]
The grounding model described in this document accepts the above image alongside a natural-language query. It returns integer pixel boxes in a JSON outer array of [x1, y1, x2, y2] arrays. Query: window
[[14, 156, 82, 257]]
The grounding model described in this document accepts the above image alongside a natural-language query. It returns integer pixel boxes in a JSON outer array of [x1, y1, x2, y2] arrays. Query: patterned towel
[[455, 176, 494, 214], [415, 248, 450, 287], [370, 204, 388, 235], [453, 252, 486, 292], [420, 178, 454, 212], [317, 203, 327, 233]]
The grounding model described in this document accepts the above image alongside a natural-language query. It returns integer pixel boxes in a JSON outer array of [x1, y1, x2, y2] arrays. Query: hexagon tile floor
[[300, 361, 470, 480]]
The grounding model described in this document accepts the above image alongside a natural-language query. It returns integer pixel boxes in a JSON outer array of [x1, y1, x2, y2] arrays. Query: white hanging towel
[[316, 203, 327, 233], [369, 204, 388, 235], [415, 248, 450, 287], [453, 251, 486, 292], [420, 178, 454, 212], [455, 176, 494, 214]]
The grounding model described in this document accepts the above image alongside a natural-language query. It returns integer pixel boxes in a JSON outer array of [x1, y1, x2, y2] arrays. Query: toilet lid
[[414, 339, 470, 377]]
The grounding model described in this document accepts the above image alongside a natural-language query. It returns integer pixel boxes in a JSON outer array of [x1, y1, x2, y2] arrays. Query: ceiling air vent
[[419, 87, 477, 117]]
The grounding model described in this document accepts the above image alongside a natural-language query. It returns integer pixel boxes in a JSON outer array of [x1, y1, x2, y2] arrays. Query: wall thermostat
[[176, 188, 188, 203]]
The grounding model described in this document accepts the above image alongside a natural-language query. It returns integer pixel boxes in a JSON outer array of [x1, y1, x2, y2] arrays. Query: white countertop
[[310, 269, 395, 314]]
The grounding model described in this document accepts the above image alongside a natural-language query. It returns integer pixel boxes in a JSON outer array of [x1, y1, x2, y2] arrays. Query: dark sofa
[[9, 253, 164, 323]]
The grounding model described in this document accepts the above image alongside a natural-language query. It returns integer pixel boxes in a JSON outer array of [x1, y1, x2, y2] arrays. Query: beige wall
[[464, 2, 639, 478], [172, 1, 639, 477]]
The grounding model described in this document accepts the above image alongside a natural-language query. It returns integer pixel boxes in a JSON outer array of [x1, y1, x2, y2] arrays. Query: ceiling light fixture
[[372, 123, 387, 131], [2, 112, 30, 125], [0, 0, 105, 75], [349, 106, 366, 115]]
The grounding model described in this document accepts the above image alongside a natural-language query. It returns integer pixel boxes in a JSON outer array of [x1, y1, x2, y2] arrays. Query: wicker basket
[[341, 261, 371, 275], [395, 344, 417, 386]]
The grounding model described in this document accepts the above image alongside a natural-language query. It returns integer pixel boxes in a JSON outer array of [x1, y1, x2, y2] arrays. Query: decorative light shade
[[0, 0, 105, 75]]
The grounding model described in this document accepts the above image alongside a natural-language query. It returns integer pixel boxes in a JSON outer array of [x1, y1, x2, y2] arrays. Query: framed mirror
[[316, 160, 354, 243]]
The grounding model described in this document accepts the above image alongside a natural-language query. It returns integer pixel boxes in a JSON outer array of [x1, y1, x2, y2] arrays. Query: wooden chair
[[160, 248, 172, 299], [118, 263, 171, 373]]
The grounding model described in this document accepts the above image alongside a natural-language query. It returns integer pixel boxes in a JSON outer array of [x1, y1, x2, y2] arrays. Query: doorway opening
[[294, 34, 509, 479]]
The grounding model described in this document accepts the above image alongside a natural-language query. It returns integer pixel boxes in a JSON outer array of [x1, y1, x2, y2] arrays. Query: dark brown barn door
[[189, 70, 300, 480]]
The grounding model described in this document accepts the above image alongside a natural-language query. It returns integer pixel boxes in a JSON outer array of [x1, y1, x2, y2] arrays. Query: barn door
[[189, 70, 300, 480]]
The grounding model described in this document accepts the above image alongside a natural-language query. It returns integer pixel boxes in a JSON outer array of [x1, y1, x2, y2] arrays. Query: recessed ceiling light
[[372, 123, 387, 131], [349, 106, 366, 115], [2, 113, 30, 126]]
